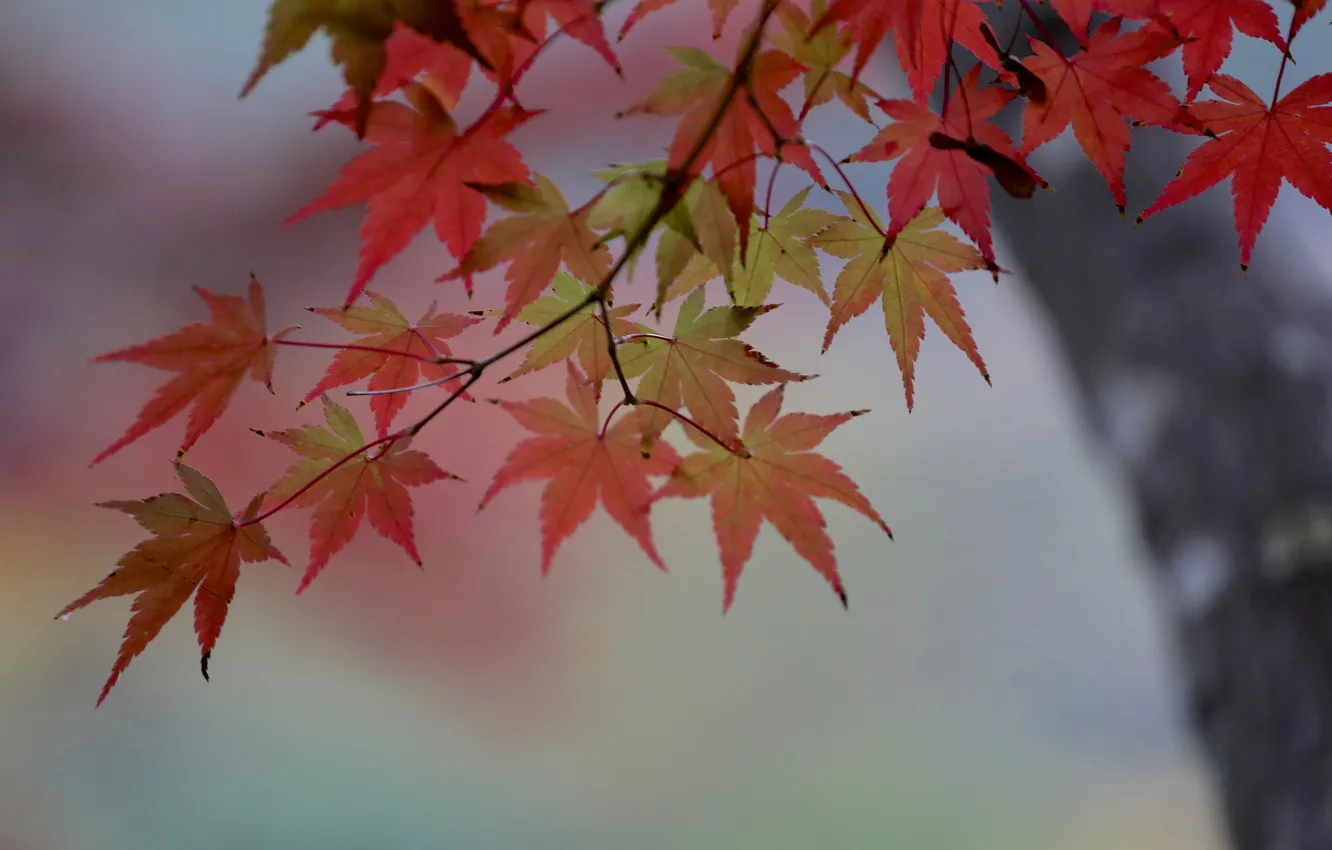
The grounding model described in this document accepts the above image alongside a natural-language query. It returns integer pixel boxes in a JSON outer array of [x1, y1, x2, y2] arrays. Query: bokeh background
[[6, 1, 1326, 847]]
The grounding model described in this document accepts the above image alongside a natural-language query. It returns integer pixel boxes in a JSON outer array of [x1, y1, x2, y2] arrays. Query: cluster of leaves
[[67, 0, 1332, 704]]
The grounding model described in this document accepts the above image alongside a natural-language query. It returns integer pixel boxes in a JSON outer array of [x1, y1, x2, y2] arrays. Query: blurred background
[[5, 1, 1327, 848]]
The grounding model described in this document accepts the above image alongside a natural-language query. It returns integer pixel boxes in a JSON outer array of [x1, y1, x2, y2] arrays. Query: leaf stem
[[616, 332, 675, 344], [1272, 17, 1298, 107], [599, 400, 627, 438], [637, 399, 743, 455], [1015, 0, 1060, 48], [806, 142, 887, 236], [762, 161, 785, 226]]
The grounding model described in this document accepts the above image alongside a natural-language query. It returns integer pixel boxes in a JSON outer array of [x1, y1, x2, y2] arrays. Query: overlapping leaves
[[69, 0, 1332, 705]]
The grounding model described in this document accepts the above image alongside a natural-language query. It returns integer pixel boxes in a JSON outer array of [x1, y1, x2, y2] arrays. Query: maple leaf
[[850, 66, 1041, 265], [439, 174, 612, 330], [653, 178, 738, 310], [480, 362, 681, 572], [529, 0, 621, 72], [260, 396, 457, 591], [93, 275, 292, 465], [1019, 17, 1186, 211], [660, 185, 840, 307], [622, 44, 823, 257], [1291, 0, 1329, 37], [618, 0, 740, 40], [493, 273, 653, 399], [632, 289, 810, 454], [1048, 0, 1173, 40], [810, 193, 992, 410], [769, 0, 879, 121], [587, 160, 701, 271], [1155, 0, 1283, 101], [290, 79, 537, 306], [57, 463, 287, 705], [241, 0, 490, 136], [302, 291, 479, 436], [1137, 73, 1332, 269], [655, 385, 890, 610], [810, 0, 1002, 102], [316, 25, 474, 131]]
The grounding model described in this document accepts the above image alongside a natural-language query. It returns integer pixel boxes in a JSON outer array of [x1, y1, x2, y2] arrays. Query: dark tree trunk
[[991, 95, 1332, 850]]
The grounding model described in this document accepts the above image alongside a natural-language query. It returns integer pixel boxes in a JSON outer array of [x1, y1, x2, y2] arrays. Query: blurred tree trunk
[[990, 52, 1332, 850]]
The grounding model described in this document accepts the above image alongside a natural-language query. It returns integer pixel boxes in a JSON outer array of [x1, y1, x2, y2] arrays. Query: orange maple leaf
[[655, 385, 890, 610], [1019, 17, 1186, 211], [260, 396, 458, 592], [92, 275, 291, 465], [439, 175, 612, 330], [628, 289, 811, 455], [57, 463, 287, 705], [810, 194, 992, 410], [495, 273, 653, 399], [480, 362, 680, 572], [303, 291, 479, 436], [622, 44, 823, 256], [1138, 73, 1332, 269], [850, 66, 1040, 265], [290, 79, 538, 306]]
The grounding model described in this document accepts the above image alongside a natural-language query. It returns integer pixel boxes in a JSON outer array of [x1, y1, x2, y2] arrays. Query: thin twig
[[276, 338, 463, 364], [347, 372, 470, 396], [600, 298, 637, 403]]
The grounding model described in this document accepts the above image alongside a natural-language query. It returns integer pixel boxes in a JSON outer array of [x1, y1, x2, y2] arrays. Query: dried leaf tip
[[201, 651, 211, 681]]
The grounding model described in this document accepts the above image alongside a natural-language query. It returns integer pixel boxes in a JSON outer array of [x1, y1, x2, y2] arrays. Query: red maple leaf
[[315, 25, 474, 131], [260, 396, 458, 592], [57, 463, 287, 705], [1019, 17, 1186, 211], [1291, 0, 1329, 37], [655, 385, 890, 610], [290, 78, 538, 306], [479, 362, 681, 572], [1048, 0, 1171, 40], [528, 0, 620, 71], [617, 0, 740, 39], [1138, 73, 1332, 269], [849, 66, 1040, 264], [303, 291, 479, 436], [622, 44, 823, 256], [93, 275, 292, 465], [811, 0, 1002, 101], [1156, 0, 1283, 101]]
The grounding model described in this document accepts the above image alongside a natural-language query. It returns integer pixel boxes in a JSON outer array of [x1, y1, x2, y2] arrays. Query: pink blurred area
[[1, 2, 1228, 849]]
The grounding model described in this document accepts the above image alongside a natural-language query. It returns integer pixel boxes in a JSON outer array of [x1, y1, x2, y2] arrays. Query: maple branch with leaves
[[60, 0, 1332, 717]]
